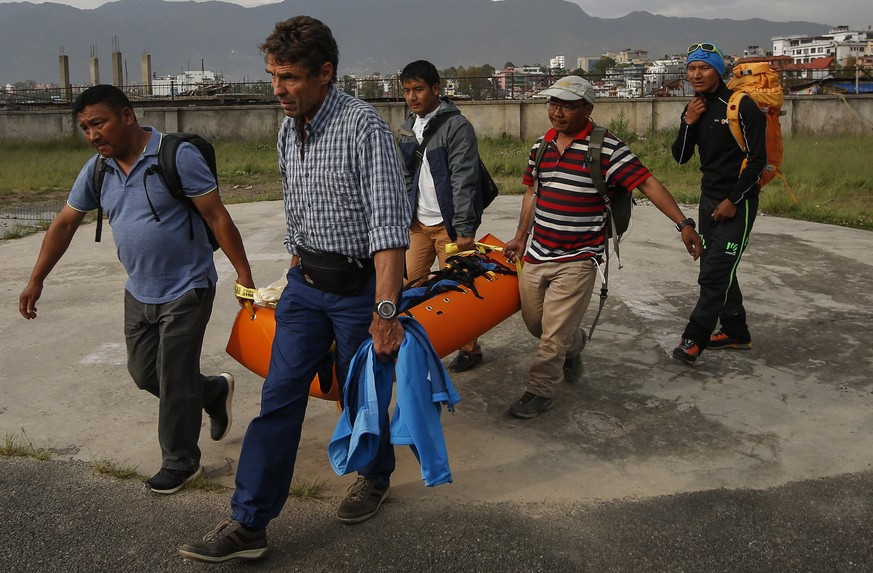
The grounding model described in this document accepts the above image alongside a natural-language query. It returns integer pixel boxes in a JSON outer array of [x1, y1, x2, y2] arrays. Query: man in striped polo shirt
[[502, 76, 702, 419]]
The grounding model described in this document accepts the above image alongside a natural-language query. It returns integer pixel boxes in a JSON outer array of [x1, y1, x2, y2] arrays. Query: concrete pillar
[[90, 58, 100, 85], [141, 53, 152, 96], [58, 54, 72, 103], [112, 51, 123, 87]]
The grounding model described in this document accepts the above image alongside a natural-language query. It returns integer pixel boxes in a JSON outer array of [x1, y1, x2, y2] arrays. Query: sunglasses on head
[[687, 43, 723, 57]]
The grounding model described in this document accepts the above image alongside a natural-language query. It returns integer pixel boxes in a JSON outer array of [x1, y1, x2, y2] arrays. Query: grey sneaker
[[205, 373, 234, 441], [336, 477, 390, 524], [509, 392, 554, 419], [145, 466, 203, 495], [563, 354, 583, 383], [179, 519, 267, 563]]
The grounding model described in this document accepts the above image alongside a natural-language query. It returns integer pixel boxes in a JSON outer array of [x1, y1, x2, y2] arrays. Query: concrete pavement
[[2, 196, 873, 571]]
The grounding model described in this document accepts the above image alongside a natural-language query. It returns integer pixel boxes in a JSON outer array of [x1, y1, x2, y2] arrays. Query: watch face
[[377, 300, 397, 319]]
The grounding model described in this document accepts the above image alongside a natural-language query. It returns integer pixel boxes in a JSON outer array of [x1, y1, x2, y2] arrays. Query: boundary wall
[[1, 96, 871, 143]]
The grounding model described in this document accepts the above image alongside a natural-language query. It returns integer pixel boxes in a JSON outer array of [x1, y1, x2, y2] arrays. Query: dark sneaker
[[672, 338, 702, 364], [336, 477, 390, 524], [205, 373, 234, 441], [563, 354, 583, 384], [145, 466, 203, 495], [508, 392, 554, 419], [709, 330, 752, 350], [178, 518, 268, 563], [448, 350, 483, 373]]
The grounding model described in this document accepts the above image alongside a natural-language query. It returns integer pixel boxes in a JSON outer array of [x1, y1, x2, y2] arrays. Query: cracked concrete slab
[[2, 195, 872, 509]]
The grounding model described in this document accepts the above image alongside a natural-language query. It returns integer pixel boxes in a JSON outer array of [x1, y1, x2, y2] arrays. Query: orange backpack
[[726, 61, 797, 203]]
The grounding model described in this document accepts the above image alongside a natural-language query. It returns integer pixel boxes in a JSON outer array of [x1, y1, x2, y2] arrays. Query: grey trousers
[[124, 287, 223, 471]]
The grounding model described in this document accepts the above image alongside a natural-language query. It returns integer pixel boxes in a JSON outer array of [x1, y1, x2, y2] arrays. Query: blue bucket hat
[[686, 42, 725, 76]]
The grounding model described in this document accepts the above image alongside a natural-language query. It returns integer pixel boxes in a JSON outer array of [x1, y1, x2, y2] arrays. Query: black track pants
[[682, 193, 758, 348]]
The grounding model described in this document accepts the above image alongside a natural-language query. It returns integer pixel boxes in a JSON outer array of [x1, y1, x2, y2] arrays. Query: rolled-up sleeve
[[357, 117, 411, 254]]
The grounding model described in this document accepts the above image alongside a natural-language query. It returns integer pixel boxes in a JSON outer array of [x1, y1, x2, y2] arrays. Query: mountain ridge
[[0, 0, 832, 84]]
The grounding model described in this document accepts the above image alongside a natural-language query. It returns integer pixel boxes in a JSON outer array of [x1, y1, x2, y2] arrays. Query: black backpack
[[477, 158, 500, 209], [92, 132, 220, 251]]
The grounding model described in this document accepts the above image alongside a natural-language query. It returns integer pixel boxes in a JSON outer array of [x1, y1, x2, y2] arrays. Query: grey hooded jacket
[[398, 98, 482, 240]]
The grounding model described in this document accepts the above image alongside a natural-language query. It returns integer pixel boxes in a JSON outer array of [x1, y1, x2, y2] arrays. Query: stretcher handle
[[445, 241, 505, 255], [234, 283, 257, 320]]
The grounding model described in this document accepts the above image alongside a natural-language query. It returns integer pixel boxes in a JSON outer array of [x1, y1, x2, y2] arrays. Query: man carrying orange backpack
[[671, 41, 767, 365]]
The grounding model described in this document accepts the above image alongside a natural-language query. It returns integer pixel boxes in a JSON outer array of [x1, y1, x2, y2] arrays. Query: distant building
[[152, 70, 218, 96], [644, 58, 684, 96], [575, 56, 600, 73], [616, 49, 649, 65], [549, 55, 566, 70], [772, 26, 871, 65], [492, 65, 548, 99], [743, 45, 768, 58], [603, 64, 647, 98]]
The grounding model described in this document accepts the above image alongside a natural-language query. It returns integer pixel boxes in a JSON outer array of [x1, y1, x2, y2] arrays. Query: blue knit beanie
[[686, 42, 725, 76]]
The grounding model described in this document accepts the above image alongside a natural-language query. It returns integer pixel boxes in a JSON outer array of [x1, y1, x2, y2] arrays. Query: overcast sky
[[0, 0, 869, 26], [575, 0, 868, 25]]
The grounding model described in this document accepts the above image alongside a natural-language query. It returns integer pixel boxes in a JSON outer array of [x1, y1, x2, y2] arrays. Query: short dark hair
[[72, 84, 134, 117], [259, 15, 339, 83], [399, 60, 440, 87]]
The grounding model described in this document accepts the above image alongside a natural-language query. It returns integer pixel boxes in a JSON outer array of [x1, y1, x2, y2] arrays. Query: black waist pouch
[[298, 247, 374, 296]]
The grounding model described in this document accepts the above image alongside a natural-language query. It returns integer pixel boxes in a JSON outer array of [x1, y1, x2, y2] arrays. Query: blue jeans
[[231, 266, 395, 530]]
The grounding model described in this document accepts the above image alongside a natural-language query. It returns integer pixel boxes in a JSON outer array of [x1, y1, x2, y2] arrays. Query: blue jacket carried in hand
[[327, 317, 461, 487]]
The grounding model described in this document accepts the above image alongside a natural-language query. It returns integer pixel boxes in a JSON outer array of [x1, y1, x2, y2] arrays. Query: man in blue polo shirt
[[503, 76, 701, 419], [19, 84, 255, 494]]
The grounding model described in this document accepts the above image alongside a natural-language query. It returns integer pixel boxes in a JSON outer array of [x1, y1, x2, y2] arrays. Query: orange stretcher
[[225, 233, 520, 402]]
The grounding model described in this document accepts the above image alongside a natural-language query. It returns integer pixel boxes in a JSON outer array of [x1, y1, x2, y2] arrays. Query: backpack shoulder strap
[[156, 133, 184, 199], [586, 125, 608, 197], [526, 131, 555, 234], [92, 155, 107, 243], [532, 135, 551, 178], [727, 91, 747, 152], [412, 109, 461, 173], [585, 124, 615, 341]]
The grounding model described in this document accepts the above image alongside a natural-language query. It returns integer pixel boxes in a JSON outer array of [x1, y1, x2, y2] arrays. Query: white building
[[773, 26, 871, 65], [152, 70, 218, 96], [644, 58, 684, 96], [549, 55, 566, 70]]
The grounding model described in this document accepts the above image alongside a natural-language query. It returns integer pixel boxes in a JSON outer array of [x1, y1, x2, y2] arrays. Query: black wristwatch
[[675, 218, 696, 232], [374, 300, 398, 320]]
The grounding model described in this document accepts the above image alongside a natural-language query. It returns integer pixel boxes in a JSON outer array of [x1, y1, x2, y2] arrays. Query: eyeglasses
[[687, 43, 723, 58], [547, 99, 584, 113]]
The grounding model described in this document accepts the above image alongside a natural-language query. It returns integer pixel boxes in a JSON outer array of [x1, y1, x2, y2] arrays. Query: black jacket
[[672, 81, 767, 204]]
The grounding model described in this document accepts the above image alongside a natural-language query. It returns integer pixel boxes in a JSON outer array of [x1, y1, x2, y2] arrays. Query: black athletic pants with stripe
[[682, 193, 758, 348]]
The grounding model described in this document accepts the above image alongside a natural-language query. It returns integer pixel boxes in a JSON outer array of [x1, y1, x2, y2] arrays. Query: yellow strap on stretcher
[[234, 283, 258, 300], [234, 283, 257, 320]]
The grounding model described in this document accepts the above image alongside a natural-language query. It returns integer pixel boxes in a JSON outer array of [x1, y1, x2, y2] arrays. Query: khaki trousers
[[519, 259, 597, 397], [406, 218, 481, 355]]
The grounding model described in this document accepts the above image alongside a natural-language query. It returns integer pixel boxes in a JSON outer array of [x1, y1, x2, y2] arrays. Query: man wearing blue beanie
[[670, 42, 767, 365], [685, 42, 726, 76]]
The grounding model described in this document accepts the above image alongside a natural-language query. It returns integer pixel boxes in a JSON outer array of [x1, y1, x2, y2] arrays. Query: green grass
[[289, 477, 328, 501], [91, 458, 140, 479], [91, 457, 227, 492], [2, 132, 872, 231], [1, 431, 51, 460]]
